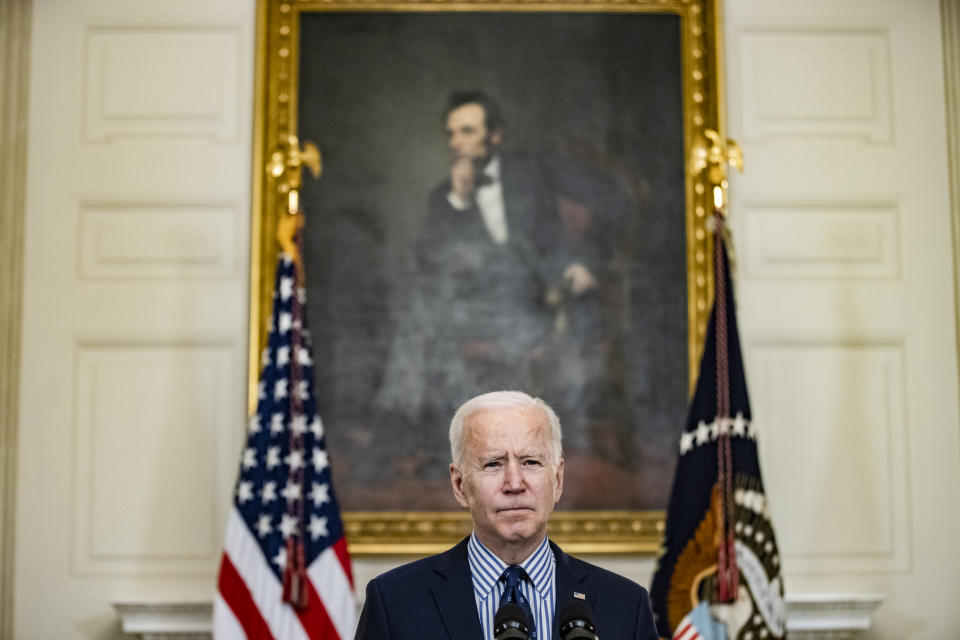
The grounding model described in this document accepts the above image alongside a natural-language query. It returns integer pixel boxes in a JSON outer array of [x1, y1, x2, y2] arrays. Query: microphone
[[558, 599, 599, 640], [494, 602, 531, 640]]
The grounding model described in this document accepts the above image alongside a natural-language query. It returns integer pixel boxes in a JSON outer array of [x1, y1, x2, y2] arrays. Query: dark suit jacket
[[354, 537, 658, 640]]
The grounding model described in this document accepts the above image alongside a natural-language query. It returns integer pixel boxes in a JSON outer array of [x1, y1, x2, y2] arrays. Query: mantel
[[112, 594, 883, 639]]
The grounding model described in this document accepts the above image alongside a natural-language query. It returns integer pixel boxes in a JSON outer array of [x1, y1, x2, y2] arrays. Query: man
[[355, 390, 659, 639], [426, 90, 596, 301], [372, 93, 601, 478]]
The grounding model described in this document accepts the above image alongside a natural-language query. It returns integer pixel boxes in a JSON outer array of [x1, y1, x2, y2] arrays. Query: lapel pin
[[573, 592, 586, 600]]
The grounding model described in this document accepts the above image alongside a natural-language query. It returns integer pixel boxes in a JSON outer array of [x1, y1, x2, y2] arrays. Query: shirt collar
[[467, 532, 554, 601], [482, 155, 501, 183]]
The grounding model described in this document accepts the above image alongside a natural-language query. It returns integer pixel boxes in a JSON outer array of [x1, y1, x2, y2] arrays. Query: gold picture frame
[[251, 0, 725, 555]]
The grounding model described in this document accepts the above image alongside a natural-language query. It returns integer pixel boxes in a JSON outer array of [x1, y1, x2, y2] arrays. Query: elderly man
[[355, 390, 658, 639]]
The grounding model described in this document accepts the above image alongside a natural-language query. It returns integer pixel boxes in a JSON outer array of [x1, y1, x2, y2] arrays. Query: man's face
[[446, 103, 502, 161], [450, 405, 564, 559]]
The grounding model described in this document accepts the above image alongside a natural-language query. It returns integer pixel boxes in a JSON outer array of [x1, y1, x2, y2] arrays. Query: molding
[[944, 0, 960, 439], [112, 593, 883, 639], [0, 0, 32, 638], [786, 593, 884, 639], [112, 601, 212, 640]]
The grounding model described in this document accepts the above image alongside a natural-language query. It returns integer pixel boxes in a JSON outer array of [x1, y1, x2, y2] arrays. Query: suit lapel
[[551, 542, 595, 640], [430, 538, 484, 640], [499, 155, 538, 237]]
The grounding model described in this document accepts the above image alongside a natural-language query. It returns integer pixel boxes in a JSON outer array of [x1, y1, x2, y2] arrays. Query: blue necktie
[[500, 565, 536, 639]]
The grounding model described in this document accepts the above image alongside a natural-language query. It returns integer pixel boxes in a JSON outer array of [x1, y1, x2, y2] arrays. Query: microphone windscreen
[[494, 602, 531, 640], [558, 599, 598, 640]]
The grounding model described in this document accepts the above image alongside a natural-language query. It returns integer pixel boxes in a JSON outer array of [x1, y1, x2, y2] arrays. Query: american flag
[[214, 253, 356, 639]]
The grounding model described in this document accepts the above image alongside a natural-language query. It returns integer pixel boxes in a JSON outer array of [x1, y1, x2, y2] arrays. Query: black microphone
[[558, 599, 599, 640], [494, 602, 531, 640]]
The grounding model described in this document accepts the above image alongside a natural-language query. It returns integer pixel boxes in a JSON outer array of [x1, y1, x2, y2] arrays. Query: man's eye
[[523, 459, 542, 466], [484, 461, 501, 469]]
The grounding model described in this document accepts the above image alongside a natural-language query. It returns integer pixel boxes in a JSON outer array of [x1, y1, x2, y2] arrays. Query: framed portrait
[[251, 0, 725, 553]]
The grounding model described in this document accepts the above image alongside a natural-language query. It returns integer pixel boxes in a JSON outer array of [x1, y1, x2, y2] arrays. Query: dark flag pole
[[650, 185, 786, 639]]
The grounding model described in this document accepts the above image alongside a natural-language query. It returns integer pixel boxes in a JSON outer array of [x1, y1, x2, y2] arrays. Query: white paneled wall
[[726, 0, 960, 637], [15, 1, 254, 637]]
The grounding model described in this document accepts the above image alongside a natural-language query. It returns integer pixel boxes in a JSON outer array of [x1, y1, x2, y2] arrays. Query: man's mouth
[[498, 506, 534, 514]]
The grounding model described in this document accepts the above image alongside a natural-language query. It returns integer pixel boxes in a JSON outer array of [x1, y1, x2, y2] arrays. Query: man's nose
[[502, 461, 525, 492]]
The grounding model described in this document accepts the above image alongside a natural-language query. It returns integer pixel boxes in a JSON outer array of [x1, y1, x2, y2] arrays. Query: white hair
[[449, 390, 563, 469]]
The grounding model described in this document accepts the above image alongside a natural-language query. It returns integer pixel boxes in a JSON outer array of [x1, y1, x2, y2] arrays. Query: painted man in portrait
[[367, 91, 626, 488]]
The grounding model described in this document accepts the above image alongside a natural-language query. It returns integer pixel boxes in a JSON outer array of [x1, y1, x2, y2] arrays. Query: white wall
[[14, 0, 255, 637], [725, 1, 960, 637]]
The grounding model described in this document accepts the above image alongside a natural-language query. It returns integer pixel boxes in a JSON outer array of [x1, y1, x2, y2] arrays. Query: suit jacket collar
[[431, 537, 484, 640], [551, 541, 597, 640]]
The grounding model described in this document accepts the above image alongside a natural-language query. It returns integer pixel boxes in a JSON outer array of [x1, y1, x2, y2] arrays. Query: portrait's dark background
[[297, 12, 686, 510]]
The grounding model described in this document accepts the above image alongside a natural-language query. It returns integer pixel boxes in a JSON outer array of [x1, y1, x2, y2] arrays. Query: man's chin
[[493, 515, 543, 539]]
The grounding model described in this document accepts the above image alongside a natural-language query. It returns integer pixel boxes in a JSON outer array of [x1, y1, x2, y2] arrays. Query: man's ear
[[490, 127, 504, 147], [554, 458, 564, 504], [450, 463, 470, 508]]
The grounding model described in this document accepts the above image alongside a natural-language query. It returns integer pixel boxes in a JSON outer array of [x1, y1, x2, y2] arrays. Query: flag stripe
[[331, 537, 354, 587], [222, 508, 310, 640], [217, 554, 274, 639], [307, 544, 357, 640], [295, 575, 342, 640]]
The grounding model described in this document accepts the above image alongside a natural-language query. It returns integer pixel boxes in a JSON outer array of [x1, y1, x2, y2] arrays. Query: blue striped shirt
[[467, 532, 556, 640]]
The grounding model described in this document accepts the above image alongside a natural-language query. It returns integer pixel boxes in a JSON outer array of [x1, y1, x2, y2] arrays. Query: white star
[[242, 448, 257, 470], [312, 448, 329, 473], [262, 481, 277, 503], [281, 481, 302, 502], [266, 447, 282, 469], [310, 417, 324, 440], [309, 515, 329, 540], [279, 513, 299, 539], [237, 481, 254, 504], [309, 482, 330, 508], [247, 414, 261, 434], [709, 420, 720, 440], [291, 414, 308, 435], [679, 431, 694, 454], [282, 254, 292, 266], [278, 312, 292, 334], [273, 546, 287, 570], [267, 314, 275, 332], [732, 413, 747, 437], [274, 378, 288, 401], [297, 347, 312, 366], [256, 514, 272, 537], [258, 381, 266, 400], [261, 347, 271, 368], [271, 412, 285, 434], [718, 417, 730, 436], [285, 449, 304, 471], [297, 287, 307, 304], [296, 380, 309, 401], [695, 421, 710, 445], [747, 420, 758, 439], [277, 345, 290, 366], [280, 276, 294, 301]]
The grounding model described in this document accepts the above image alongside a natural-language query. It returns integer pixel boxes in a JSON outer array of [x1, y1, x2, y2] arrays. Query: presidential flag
[[214, 252, 356, 639], [650, 214, 786, 640]]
